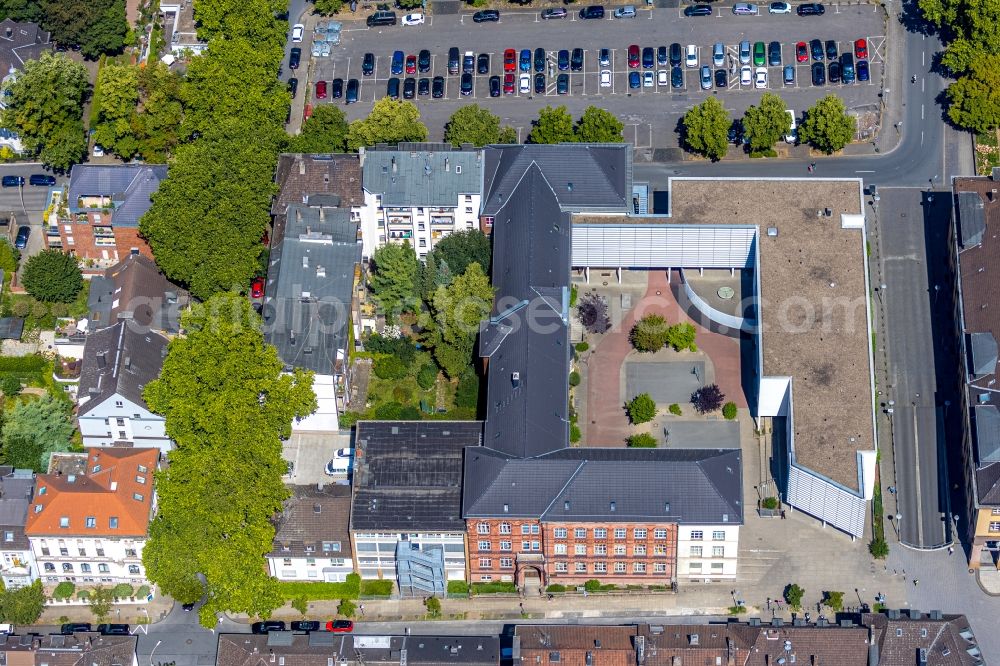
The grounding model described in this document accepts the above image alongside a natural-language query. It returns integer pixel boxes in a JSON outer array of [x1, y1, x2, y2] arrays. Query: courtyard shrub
[[570, 423, 581, 443], [722, 401, 738, 420], [392, 386, 412, 403], [869, 537, 889, 559], [22, 250, 83, 303], [360, 579, 393, 596], [416, 363, 438, 390], [424, 596, 441, 617], [546, 584, 566, 593], [136, 585, 150, 599], [447, 581, 469, 595], [761, 496, 779, 510], [455, 370, 480, 409], [76, 590, 89, 600], [823, 590, 844, 612], [627, 433, 657, 448], [691, 384, 725, 414], [668, 403, 682, 416], [626, 393, 657, 424], [52, 582, 76, 600], [578, 293, 611, 334], [471, 581, 517, 594], [337, 599, 356, 618], [568, 371, 581, 387], [278, 575, 360, 600], [364, 333, 416, 364], [783, 583, 804, 610], [112, 583, 134, 598], [630, 314, 669, 352], [1, 376, 22, 396], [373, 355, 409, 380], [665, 322, 697, 351], [575, 341, 589, 353]]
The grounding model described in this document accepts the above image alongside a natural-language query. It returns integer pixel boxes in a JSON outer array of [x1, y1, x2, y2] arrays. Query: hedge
[[0, 356, 47, 373], [471, 581, 517, 594], [52, 582, 75, 599], [359, 579, 394, 596], [113, 583, 134, 598], [546, 584, 566, 593], [447, 580, 469, 595], [278, 574, 361, 600]]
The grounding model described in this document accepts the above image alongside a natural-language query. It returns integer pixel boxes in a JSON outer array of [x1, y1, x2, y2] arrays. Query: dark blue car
[[519, 49, 531, 72], [857, 59, 869, 81], [390, 50, 404, 75], [628, 71, 641, 88], [557, 49, 569, 71]]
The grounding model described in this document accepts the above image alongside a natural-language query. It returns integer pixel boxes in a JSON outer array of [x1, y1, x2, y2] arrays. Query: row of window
[[688, 531, 727, 541], [43, 562, 140, 574], [476, 524, 677, 540], [475, 558, 668, 575], [990, 522, 1000, 533], [688, 546, 726, 558], [40, 546, 135, 558], [553, 543, 670, 556], [280, 558, 346, 567]]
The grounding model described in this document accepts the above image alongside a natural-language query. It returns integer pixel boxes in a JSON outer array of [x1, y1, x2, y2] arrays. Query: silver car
[[739, 40, 751, 65], [713, 42, 725, 67], [700, 65, 712, 89]]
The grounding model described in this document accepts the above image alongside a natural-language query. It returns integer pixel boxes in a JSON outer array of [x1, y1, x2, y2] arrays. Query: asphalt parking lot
[[297, 3, 886, 148]]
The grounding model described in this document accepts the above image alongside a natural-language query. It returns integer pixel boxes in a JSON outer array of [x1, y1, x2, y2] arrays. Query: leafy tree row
[[682, 94, 856, 161], [529, 105, 625, 144], [0, 0, 128, 58]]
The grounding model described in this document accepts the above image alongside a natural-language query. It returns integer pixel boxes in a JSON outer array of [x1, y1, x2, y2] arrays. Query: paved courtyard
[[625, 360, 706, 404]]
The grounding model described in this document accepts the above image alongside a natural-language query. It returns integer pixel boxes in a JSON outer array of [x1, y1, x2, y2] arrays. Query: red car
[[627, 44, 640, 68], [250, 277, 264, 299], [796, 41, 808, 63], [315, 80, 327, 99], [854, 38, 868, 59], [503, 72, 515, 94], [503, 48, 516, 72], [405, 55, 417, 74], [327, 620, 354, 633]]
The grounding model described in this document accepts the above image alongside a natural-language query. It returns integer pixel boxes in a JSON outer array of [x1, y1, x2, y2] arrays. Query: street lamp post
[[895, 513, 903, 542]]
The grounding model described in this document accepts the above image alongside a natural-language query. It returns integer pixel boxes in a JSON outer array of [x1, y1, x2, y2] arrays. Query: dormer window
[[92, 465, 101, 473], [59, 517, 69, 528], [136, 475, 146, 484], [38, 486, 46, 495], [33, 505, 41, 513], [109, 517, 119, 529], [85, 517, 96, 528], [133, 493, 144, 501], [137, 465, 148, 473]]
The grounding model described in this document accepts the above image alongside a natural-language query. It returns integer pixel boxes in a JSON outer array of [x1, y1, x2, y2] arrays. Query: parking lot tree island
[[142, 294, 316, 628], [799, 94, 857, 154], [346, 98, 429, 152], [288, 104, 349, 152], [742, 92, 791, 155], [682, 97, 731, 162], [528, 105, 576, 144], [626, 393, 657, 425], [575, 106, 624, 143], [444, 104, 506, 147]]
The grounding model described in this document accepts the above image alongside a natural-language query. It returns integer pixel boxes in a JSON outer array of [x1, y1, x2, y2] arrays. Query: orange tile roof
[[25, 448, 159, 537]]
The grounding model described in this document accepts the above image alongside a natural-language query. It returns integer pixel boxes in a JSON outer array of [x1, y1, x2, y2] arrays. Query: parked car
[[796, 41, 808, 62], [840, 52, 855, 83], [417, 77, 429, 95], [489, 75, 501, 96], [327, 620, 354, 633], [571, 48, 584, 71], [599, 48, 611, 67], [289, 47, 301, 69], [627, 44, 640, 68], [685, 44, 698, 68], [768, 1, 791, 12], [670, 42, 682, 66], [362, 52, 375, 75], [754, 67, 767, 88], [740, 65, 752, 86], [512, 73, 527, 94], [700, 65, 712, 89], [401, 12, 425, 25], [403, 77, 416, 98], [753, 41, 765, 67], [657, 69, 668, 86], [366, 10, 396, 26], [252, 621, 286, 634], [796, 2, 825, 14], [825, 39, 838, 60], [391, 50, 404, 74], [785, 109, 797, 142], [386, 77, 400, 98], [580, 5, 605, 18], [739, 40, 751, 65], [503, 48, 516, 72], [729, 119, 744, 144], [14, 226, 28, 250], [463, 51, 475, 73], [541, 7, 567, 18], [291, 621, 321, 632], [432, 76, 445, 97], [683, 4, 713, 15], [556, 73, 568, 93], [97, 625, 129, 636], [182, 602, 196, 612], [472, 9, 499, 22], [783, 64, 795, 84], [809, 39, 824, 61], [503, 72, 515, 94], [768, 41, 782, 66], [291, 23, 304, 42], [713, 42, 725, 67], [642, 70, 654, 87], [811, 61, 826, 85], [535, 72, 546, 93], [405, 54, 417, 74], [628, 71, 641, 88], [418, 49, 431, 72], [1, 176, 23, 187], [828, 60, 841, 83], [287, 77, 298, 97], [613, 5, 636, 17], [61, 624, 92, 635], [325, 447, 353, 475], [642, 46, 654, 69], [854, 38, 868, 59], [29, 174, 55, 186], [315, 80, 327, 99], [732, 2, 758, 14], [535, 48, 547, 72], [478, 53, 490, 74], [715, 68, 727, 88], [346, 78, 359, 103], [460, 72, 473, 94], [521, 49, 532, 72], [671, 65, 684, 88], [448, 47, 460, 75], [558, 49, 569, 70], [857, 59, 870, 81]]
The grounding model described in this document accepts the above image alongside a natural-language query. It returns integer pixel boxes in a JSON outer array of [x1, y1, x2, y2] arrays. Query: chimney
[[445, 157, 450, 172], [319, 208, 325, 222], [123, 356, 131, 370], [296, 208, 302, 222], [317, 265, 326, 278], [130, 247, 139, 256], [298, 157, 306, 175], [97, 352, 107, 369], [391, 157, 397, 173]]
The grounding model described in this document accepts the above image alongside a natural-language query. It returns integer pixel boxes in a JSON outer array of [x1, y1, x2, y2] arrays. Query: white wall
[[292, 374, 339, 432], [0, 545, 36, 589], [676, 524, 739, 581], [267, 554, 353, 582], [78, 394, 170, 451], [358, 191, 482, 261], [757, 376, 791, 417], [352, 532, 466, 581], [30, 536, 148, 584]]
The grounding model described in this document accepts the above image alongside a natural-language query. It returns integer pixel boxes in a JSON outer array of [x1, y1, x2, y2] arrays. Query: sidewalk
[[37, 593, 175, 626]]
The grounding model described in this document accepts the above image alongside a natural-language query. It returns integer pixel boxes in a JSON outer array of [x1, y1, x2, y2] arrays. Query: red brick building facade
[[467, 518, 678, 587], [48, 210, 154, 268]]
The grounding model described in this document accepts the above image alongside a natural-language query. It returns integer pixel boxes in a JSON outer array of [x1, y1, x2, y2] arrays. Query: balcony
[[430, 216, 454, 226]]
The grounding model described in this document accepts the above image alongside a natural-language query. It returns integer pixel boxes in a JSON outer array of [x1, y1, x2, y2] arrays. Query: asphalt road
[[0, 163, 67, 260], [306, 4, 884, 146]]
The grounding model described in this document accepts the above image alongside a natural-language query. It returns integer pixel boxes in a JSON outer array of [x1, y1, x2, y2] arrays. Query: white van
[[324, 447, 353, 475], [784, 109, 797, 143]]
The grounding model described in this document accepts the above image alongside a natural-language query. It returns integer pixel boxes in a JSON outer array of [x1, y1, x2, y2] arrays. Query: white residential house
[[26, 448, 159, 586], [76, 321, 170, 451], [267, 485, 354, 582], [358, 145, 483, 260], [675, 523, 740, 582], [0, 467, 37, 589]]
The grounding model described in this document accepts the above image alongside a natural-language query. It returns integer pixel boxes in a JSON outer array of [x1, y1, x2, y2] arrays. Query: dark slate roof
[[865, 611, 982, 666], [66, 165, 168, 228], [0, 633, 138, 666], [0, 316, 24, 339], [0, 467, 34, 551], [351, 421, 482, 531], [272, 154, 364, 216], [269, 484, 352, 559], [976, 462, 1000, 505], [464, 448, 743, 524], [480, 163, 571, 459], [969, 332, 998, 377], [973, 405, 1000, 464], [0, 19, 51, 77], [481, 144, 632, 217], [77, 321, 167, 416], [262, 205, 360, 375], [87, 253, 188, 334], [361, 145, 483, 208], [957, 191, 986, 248]]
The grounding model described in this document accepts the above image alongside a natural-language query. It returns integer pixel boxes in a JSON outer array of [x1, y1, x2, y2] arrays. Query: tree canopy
[[946, 54, 1000, 133], [575, 106, 624, 143], [313, 0, 343, 14], [346, 98, 428, 151], [0, 581, 45, 624], [429, 262, 494, 378], [1, 394, 74, 471], [370, 242, 418, 316], [682, 97, 730, 161], [1, 52, 88, 172], [93, 61, 183, 162], [529, 105, 576, 144], [431, 230, 490, 276], [22, 249, 83, 303], [799, 95, 856, 154], [626, 393, 656, 425], [288, 105, 348, 152], [143, 294, 316, 628], [445, 104, 504, 147], [742, 92, 790, 154], [42, 0, 128, 57]]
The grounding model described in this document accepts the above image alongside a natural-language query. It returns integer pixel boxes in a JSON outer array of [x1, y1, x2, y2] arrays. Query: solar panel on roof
[[267, 631, 295, 646]]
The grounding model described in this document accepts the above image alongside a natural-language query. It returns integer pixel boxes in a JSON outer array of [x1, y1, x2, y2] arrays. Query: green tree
[[0, 376, 21, 397], [346, 98, 428, 152], [88, 585, 114, 622], [142, 295, 316, 628], [1, 394, 74, 470], [337, 598, 356, 618], [370, 242, 418, 315], [0, 52, 88, 172], [665, 322, 697, 351], [946, 54, 1000, 133], [0, 0, 43, 22], [799, 95, 856, 154], [94, 61, 184, 162], [432, 230, 490, 276], [630, 314, 668, 353], [869, 536, 889, 559], [668, 403, 682, 416], [626, 393, 656, 425], [0, 239, 20, 274], [424, 596, 441, 617], [52, 581, 75, 599], [430, 263, 494, 378], [139, 118, 283, 300], [92, 62, 140, 160], [288, 105, 349, 153], [313, 0, 343, 14], [417, 364, 438, 390], [444, 104, 503, 147], [742, 92, 790, 154], [373, 355, 408, 380], [528, 105, 576, 144], [627, 433, 657, 448], [823, 590, 844, 612], [498, 125, 518, 144], [682, 97, 730, 161], [0, 580, 45, 623], [783, 583, 804, 609], [574, 106, 624, 143], [292, 595, 308, 616], [722, 401, 738, 420], [42, 0, 127, 57]]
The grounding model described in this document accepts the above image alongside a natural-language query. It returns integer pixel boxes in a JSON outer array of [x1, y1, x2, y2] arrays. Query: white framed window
[[500, 557, 513, 568], [712, 530, 726, 540], [690, 546, 703, 557], [711, 562, 724, 570], [654, 544, 667, 556], [991, 522, 1000, 532], [480, 575, 492, 581], [575, 562, 587, 573], [653, 528, 668, 539], [478, 541, 490, 551], [690, 530, 704, 540], [633, 545, 646, 556], [633, 562, 646, 573], [614, 562, 626, 573], [479, 558, 492, 568], [614, 544, 626, 555], [712, 546, 725, 557], [653, 562, 667, 573], [614, 528, 626, 539], [633, 528, 647, 539], [554, 562, 568, 572], [594, 562, 607, 573], [499, 522, 511, 534], [554, 544, 567, 554], [689, 562, 702, 571], [574, 528, 586, 539], [499, 541, 512, 551], [521, 541, 531, 550], [531, 541, 540, 551], [594, 528, 607, 539], [594, 544, 607, 555], [521, 524, 532, 534], [477, 523, 490, 534], [554, 528, 567, 538], [993, 508, 1000, 515], [574, 544, 586, 555]]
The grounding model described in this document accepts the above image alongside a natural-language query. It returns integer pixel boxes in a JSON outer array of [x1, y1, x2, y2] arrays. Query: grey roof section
[[957, 191, 987, 248], [977, 462, 1000, 505], [480, 163, 571, 459], [67, 164, 168, 228], [86, 253, 188, 334], [970, 332, 998, 377], [0, 467, 33, 551], [361, 145, 483, 208], [262, 205, 360, 375], [974, 405, 1000, 464], [0, 316, 24, 339], [269, 483, 353, 559], [0, 19, 51, 77], [481, 144, 632, 217], [77, 321, 168, 416], [464, 447, 743, 524], [350, 421, 482, 531]]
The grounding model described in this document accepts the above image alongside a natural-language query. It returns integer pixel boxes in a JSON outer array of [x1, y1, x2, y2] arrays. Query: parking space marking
[[869, 35, 886, 64]]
